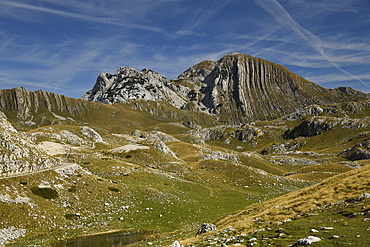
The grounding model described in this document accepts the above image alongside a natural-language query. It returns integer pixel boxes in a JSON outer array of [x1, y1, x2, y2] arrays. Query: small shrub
[[125, 154, 132, 158], [31, 187, 58, 199], [108, 187, 119, 192], [68, 186, 77, 193], [65, 214, 80, 220]]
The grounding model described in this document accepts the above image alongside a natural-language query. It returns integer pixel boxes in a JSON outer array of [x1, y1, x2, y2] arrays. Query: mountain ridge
[[83, 53, 368, 123]]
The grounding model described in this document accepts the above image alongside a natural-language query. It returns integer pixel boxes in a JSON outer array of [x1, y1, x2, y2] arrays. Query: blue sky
[[0, 0, 369, 98]]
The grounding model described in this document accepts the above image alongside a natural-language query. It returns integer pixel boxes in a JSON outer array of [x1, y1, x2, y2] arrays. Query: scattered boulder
[[283, 105, 323, 121], [187, 125, 262, 144], [284, 116, 369, 139], [80, 126, 103, 143], [340, 139, 370, 161], [296, 236, 321, 245], [320, 227, 333, 230], [0, 227, 27, 246], [170, 241, 183, 247], [196, 223, 216, 236], [358, 192, 370, 200]]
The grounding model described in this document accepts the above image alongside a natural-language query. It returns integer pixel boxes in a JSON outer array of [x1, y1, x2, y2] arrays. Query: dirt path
[[0, 163, 77, 180]]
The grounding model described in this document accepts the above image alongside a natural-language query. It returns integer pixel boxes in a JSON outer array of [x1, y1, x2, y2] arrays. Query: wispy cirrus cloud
[[0, 1, 167, 34], [289, 0, 363, 14], [252, 0, 370, 89]]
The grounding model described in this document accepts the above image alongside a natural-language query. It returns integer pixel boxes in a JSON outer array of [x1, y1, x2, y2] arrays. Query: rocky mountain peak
[[83, 53, 367, 123], [82, 66, 188, 108]]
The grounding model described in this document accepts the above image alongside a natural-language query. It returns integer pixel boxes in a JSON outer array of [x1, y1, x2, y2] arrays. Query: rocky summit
[[83, 53, 366, 123]]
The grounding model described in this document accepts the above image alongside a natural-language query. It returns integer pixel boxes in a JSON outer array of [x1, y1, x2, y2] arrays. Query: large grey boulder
[[340, 139, 370, 161], [169, 241, 183, 247], [196, 223, 216, 236], [296, 236, 321, 245]]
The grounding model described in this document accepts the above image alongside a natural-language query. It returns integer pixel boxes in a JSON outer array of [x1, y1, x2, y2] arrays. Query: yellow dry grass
[[181, 164, 370, 245]]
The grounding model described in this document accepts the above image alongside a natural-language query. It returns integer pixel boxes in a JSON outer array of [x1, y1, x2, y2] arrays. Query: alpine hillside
[[0, 52, 369, 247]]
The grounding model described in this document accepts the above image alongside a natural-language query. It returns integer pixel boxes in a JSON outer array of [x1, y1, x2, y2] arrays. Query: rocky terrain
[[0, 53, 369, 246], [0, 115, 59, 177]]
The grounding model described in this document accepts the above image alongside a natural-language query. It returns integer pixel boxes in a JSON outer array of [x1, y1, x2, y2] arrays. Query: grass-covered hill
[[170, 164, 370, 247]]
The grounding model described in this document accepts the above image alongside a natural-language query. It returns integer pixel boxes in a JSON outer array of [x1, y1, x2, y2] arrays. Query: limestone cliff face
[[0, 87, 92, 127], [178, 53, 363, 122], [83, 53, 366, 123], [0, 116, 59, 177]]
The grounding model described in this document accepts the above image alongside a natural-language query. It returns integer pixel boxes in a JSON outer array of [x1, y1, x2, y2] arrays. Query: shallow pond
[[49, 230, 152, 247]]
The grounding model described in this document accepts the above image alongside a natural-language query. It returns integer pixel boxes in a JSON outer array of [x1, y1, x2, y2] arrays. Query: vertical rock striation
[[178, 53, 364, 123], [0, 87, 94, 128]]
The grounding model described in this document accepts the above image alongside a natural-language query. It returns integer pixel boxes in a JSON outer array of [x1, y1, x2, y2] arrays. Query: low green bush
[[31, 187, 58, 199]]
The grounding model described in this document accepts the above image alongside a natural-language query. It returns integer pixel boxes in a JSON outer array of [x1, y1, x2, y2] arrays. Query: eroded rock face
[[284, 116, 369, 139], [196, 223, 217, 236], [186, 125, 263, 144], [0, 116, 59, 177], [82, 67, 188, 109], [178, 53, 363, 122], [296, 236, 321, 245], [0, 87, 90, 121], [340, 139, 370, 161]]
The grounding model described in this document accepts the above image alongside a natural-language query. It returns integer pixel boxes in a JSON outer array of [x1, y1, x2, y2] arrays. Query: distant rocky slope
[[0, 86, 96, 129], [83, 53, 367, 123]]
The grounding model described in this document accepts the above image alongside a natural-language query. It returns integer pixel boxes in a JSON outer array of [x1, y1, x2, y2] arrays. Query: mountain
[[0, 53, 369, 246], [0, 86, 94, 130], [83, 53, 366, 123]]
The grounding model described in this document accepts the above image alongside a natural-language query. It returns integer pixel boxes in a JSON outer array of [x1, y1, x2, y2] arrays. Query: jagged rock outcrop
[[282, 105, 323, 121], [332, 87, 370, 98], [324, 101, 370, 115], [83, 53, 366, 123], [82, 67, 188, 108], [196, 223, 217, 236], [80, 126, 103, 143], [0, 116, 59, 177], [340, 139, 370, 161], [186, 125, 263, 144], [27, 127, 100, 149], [284, 116, 369, 139], [262, 139, 306, 155], [130, 130, 178, 158]]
